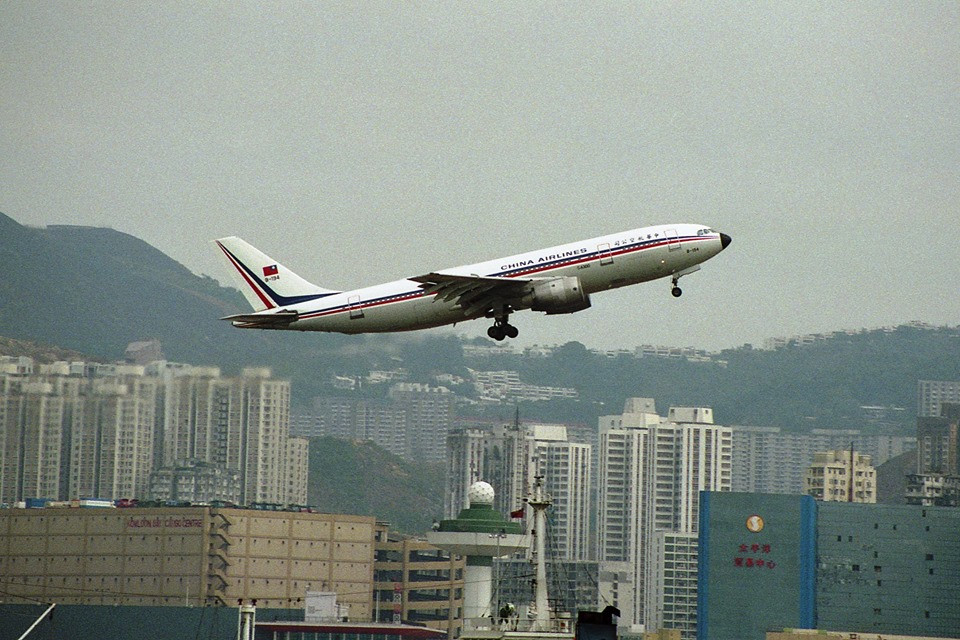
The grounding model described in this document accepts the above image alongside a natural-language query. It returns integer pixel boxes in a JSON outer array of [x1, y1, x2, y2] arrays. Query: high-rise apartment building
[[0, 359, 307, 505], [803, 449, 876, 503], [286, 436, 310, 505], [0, 378, 68, 503], [445, 424, 534, 519], [148, 459, 241, 503], [916, 402, 959, 475], [597, 397, 659, 567], [237, 367, 291, 503], [148, 363, 306, 505], [299, 397, 408, 458], [647, 531, 698, 633], [597, 399, 731, 635], [444, 422, 591, 561], [0, 365, 161, 504], [388, 383, 455, 463], [297, 384, 454, 462], [730, 426, 914, 495], [907, 402, 960, 507], [917, 379, 960, 417], [60, 368, 158, 502], [529, 425, 592, 561], [151, 364, 223, 467]]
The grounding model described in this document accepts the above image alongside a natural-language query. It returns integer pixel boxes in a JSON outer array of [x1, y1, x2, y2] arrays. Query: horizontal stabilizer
[[221, 310, 299, 328]]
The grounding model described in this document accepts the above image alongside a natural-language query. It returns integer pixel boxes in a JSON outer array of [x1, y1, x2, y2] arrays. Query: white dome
[[468, 481, 495, 506]]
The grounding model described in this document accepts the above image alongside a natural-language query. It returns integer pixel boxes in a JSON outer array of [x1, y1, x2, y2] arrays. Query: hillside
[[2, 210, 958, 431], [0, 335, 99, 363], [307, 436, 445, 533], [0, 211, 385, 399]]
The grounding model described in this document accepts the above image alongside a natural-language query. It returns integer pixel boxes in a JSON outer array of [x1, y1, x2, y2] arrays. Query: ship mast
[[527, 475, 552, 631]]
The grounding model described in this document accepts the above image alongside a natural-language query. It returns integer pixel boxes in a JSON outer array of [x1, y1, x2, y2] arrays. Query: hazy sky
[[2, 3, 958, 351]]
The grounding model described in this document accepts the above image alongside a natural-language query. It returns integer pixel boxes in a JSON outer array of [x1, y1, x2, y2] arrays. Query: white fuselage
[[277, 223, 726, 334]]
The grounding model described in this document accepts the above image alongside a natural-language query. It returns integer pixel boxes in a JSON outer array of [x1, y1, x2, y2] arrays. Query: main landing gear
[[487, 312, 519, 341]]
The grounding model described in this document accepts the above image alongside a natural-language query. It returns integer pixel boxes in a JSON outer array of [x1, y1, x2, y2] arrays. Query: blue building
[[698, 492, 960, 640], [697, 493, 816, 640]]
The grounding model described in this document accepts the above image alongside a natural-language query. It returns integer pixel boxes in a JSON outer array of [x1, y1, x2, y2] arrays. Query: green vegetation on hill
[[466, 326, 960, 431], [306, 436, 445, 534]]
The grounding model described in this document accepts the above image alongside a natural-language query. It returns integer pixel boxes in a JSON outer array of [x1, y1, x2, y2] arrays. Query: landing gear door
[[347, 295, 364, 319], [597, 243, 614, 266], [664, 228, 680, 251]]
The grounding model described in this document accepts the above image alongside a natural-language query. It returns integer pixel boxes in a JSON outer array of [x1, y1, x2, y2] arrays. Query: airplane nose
[[720, 233, 732, 249]]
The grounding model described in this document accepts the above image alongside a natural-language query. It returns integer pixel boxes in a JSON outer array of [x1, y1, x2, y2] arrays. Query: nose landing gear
[[669, 264, 701, 298]]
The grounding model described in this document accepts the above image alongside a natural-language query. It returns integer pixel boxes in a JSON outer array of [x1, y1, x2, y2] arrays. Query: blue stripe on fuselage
[[298, 234, 708, 320]]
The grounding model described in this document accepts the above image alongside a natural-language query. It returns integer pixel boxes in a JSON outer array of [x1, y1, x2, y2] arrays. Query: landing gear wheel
[[487, 325, 507, 341], [504, 324, 519, 339], [671, 286, 683, 298]]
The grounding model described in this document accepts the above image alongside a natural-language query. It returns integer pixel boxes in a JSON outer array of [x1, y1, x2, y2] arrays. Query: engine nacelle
[[526, 276, 591, 315]]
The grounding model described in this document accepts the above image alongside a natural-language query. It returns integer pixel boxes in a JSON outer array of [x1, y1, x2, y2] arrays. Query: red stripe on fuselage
[[298, 235, 708, 320]]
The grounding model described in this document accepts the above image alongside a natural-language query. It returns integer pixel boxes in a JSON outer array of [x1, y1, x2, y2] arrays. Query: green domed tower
[[427, 481, 527, 623]]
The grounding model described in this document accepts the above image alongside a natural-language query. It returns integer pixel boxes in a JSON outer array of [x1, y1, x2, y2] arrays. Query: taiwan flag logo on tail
[[262, 264, 279, 277]]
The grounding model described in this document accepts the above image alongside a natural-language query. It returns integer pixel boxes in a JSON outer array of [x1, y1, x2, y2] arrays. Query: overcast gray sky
[[2, 3, 958, 351]]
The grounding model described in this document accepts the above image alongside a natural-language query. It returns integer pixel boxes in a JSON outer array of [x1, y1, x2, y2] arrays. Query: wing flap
[[411, 272, 533, 317]]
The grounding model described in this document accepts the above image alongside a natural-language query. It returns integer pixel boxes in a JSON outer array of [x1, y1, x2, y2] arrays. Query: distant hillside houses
[[463, 340, 728, 365], [762, 320, 947, 350], [470, 369, 579, 403]]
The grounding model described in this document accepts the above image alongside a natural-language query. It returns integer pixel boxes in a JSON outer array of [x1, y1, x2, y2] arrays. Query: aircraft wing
[[411, 272, 533, 317], [220, 310, 299, 328]]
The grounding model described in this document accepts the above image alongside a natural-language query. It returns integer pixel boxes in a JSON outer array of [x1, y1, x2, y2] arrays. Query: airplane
[[214, 223, 731, 341]]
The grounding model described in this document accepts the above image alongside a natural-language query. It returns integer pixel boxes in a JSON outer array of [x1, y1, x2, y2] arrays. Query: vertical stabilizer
[[214, 236, 339, 311]]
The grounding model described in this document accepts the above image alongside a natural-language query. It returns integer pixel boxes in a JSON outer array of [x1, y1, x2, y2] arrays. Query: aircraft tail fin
[[214, 236, 340, 312]]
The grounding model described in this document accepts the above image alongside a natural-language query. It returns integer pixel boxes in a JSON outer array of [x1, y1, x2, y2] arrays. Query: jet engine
[[526, 276, 591, 314]]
